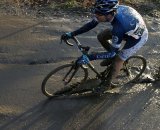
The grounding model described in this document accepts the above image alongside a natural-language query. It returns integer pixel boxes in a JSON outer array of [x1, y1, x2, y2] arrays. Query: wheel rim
[[42, 64, 88, 97]]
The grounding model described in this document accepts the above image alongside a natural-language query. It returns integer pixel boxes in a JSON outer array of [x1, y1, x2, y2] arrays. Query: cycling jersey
[[72, 5, 147, 52], [111, 5, 147, 50]]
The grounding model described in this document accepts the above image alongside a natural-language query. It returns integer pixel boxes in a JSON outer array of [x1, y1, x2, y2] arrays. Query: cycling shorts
[[118, 28, 148, 61]]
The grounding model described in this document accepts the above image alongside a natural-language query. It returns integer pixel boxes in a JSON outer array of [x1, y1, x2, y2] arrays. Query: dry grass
[[1, 0, 50, 7], [1, 0, 160, 8], [0, 0, 159, 17]]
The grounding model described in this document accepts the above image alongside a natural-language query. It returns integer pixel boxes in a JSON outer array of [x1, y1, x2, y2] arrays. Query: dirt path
[[0, 14, 160, 130]]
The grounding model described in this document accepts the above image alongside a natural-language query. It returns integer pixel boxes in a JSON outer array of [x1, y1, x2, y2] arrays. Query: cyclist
[[62, 0, 148, 93]]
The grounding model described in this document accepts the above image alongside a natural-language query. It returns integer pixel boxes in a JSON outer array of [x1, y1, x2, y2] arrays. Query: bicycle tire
[[117, 55, 147, 85], [41, 63, 88, 98]]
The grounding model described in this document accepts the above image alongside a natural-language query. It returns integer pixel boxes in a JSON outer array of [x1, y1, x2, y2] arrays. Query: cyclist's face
[[95, 13, 114, 22]]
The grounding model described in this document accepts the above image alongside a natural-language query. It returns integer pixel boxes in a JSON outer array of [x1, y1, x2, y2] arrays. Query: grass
[[123, 0, 160, 17], [49, 0, 80, 9], [0, 0, 159, 17]]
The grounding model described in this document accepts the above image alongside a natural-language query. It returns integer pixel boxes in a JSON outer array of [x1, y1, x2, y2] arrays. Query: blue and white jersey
[[110, 5, 146, 49], [71, 5, 147, 58]]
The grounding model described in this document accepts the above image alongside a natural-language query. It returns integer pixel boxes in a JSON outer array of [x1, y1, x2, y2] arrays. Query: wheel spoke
[[41, 63, 88, 98]]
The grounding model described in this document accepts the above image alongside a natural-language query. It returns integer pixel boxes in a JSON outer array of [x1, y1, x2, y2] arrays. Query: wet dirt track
[[0, 15, 160, 130]]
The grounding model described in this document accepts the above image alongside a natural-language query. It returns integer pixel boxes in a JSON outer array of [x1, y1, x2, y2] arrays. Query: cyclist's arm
[[71, 17, 99, 36]]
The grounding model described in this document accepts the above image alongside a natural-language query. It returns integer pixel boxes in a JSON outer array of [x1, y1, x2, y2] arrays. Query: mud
[[0, 11, 160, 130]]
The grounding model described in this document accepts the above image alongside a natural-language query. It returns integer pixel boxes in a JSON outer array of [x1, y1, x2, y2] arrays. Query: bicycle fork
[[62, 64, 80, 85]]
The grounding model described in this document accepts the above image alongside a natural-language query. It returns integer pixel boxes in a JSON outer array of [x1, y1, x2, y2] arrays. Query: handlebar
[[60, 35, 95, 69], [61, 35, 80, 46], [61, 36, 90, 54]]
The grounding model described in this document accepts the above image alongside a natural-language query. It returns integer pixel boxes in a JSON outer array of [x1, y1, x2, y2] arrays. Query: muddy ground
[[0, 8, 160, 130]]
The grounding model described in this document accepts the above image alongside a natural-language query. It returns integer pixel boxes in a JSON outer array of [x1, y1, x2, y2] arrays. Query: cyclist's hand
[[61, 32, 73, 40]]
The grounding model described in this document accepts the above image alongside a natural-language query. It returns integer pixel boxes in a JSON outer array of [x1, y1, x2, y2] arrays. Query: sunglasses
[[92, 8, 112, 16], [96, 13, 104, 16]]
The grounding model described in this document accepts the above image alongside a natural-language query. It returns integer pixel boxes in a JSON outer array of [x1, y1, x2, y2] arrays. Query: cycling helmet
[[93, 0, 119, 15]]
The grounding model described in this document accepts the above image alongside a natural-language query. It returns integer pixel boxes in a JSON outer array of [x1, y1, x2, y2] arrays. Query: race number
[[133, 27, 144, 37]]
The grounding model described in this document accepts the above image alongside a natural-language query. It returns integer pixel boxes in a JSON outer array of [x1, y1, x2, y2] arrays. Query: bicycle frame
[[61, 36, 114, 84], [41, 35, 147, 97]]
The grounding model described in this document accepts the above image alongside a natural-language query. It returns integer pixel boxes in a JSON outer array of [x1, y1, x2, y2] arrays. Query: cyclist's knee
[[97, 32, 103, 42], [97, 29, 112, 51], [97, 29, 112, 42]]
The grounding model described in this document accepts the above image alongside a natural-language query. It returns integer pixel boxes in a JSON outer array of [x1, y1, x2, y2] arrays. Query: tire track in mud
[[0, 15, 160, 130]]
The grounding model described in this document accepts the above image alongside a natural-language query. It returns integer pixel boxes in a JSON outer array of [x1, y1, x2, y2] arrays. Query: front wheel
[[117, 55, 147, 85], [41, 63, 88, 98]]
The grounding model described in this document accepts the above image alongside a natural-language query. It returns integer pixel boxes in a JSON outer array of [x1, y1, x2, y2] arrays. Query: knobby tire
[[41, 63, 88, 98]]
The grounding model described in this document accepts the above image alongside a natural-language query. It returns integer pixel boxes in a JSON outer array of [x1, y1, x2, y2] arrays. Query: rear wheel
[[117, 55, 147, 85], [41, 63, 88, 98]]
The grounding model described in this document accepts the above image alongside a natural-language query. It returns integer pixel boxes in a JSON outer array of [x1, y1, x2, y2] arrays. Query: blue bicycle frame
[[61, 36, 116, 79]]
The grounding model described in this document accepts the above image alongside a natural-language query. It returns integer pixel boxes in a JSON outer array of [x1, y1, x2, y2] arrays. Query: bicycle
[[41, 36, 147, 98]]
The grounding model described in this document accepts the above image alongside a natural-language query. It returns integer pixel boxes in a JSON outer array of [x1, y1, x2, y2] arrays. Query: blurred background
[[0, 0, 159, 17]]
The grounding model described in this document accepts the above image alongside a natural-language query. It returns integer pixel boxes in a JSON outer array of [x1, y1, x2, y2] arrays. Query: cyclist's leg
[[97, 29, 112, 51], [109, 55, 125, 84], [97, 29, 114, 66], [111, 29, 148, 85]]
